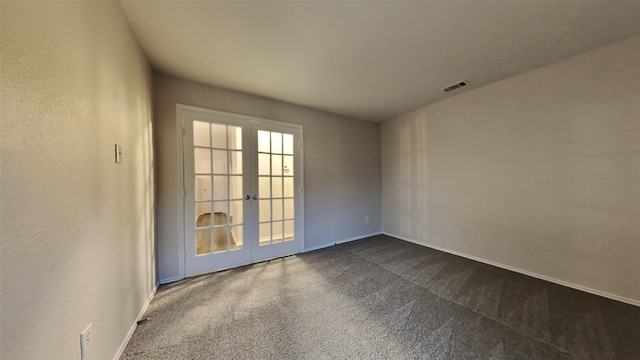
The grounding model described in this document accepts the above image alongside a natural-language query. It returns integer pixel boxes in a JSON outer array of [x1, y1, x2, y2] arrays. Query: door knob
[[253, 195, 259, 200], [245, 195, 250, 200]]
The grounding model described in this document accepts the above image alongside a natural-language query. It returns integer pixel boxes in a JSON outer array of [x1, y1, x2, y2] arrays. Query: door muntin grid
[[193, 121, 244, 255], [257, 131, 295, 246]]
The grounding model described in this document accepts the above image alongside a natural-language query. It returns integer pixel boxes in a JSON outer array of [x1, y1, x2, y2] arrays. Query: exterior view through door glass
[[181, 106, 303, 276]]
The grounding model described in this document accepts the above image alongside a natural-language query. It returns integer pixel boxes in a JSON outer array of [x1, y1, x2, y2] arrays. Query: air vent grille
[[442, 81, 468, 93]]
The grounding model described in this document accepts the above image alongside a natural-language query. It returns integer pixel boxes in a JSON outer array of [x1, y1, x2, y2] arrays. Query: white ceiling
[[120, 1, 640, 122]]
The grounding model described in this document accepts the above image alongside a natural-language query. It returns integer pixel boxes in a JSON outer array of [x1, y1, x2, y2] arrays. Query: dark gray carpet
[[122, 235, 640, 359]]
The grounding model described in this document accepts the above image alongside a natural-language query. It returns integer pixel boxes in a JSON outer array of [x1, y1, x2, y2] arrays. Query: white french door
[[181, 107, 303, 276], [251, 123, 302, 263]]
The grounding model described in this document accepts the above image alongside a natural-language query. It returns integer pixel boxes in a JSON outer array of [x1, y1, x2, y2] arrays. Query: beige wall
[[382, 35, 640, 304], [154, 73, 381, 282], [1, 2, 156, 359]]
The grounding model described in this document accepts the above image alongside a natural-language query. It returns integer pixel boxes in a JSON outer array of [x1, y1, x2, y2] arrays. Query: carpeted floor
[[122, 235, 640, 359]]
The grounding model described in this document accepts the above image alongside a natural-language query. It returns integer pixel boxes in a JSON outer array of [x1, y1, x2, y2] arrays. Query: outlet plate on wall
[[80, 323, 94, 359]]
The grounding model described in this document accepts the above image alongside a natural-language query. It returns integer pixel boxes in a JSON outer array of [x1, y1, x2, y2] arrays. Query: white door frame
[[175, 104, 304, 279]]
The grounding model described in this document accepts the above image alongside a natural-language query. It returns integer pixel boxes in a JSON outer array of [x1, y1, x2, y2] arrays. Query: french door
[[181, 107, 303, 276]]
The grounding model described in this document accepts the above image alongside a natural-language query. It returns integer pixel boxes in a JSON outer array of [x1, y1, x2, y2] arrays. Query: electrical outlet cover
[[80, 323, 93, 359]]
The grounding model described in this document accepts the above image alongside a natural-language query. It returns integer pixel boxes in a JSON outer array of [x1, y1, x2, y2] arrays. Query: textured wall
[[382, 36, 640, 303], [1, 2, 156, 359], [154, 73, 381, 282]]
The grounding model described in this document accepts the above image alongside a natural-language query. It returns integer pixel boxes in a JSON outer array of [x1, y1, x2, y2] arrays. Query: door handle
[[253, 195, 259, 200], [245, 195, 250, 200]]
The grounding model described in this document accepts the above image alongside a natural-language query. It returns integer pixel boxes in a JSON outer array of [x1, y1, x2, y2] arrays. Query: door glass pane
[[259, 223, 271, 246], [211, 124, 227, 149], [284, 199, 294, 219], [259, 200, 271, 222], [229, 176, 242, 199], [259, 177, 271, 198], [272, 221, 283, 243], [193, 121, 210, 147], [213, 211, 228, 229], [258, 130, 270, 153], [212, 150, 228, 174], [212, 176, 228, 200], [272, 199, 283, 221], [271, 132, 282, 154], [283, 155, 293, 175], [230, 226, 243, 249], [212, 201, 228, 219], [283, 134, 294, 155], [271, 155, 282, 176], [254, 129, 298, 250], [284, 221, 294, 241], [229, 150, 242, 174], [272, 177, 283, 198], [259, 153, 270, 176], [195, 176, 211, 201], [284, 177, 294, 198], [195, 202, 212, 227], [228, 126, 242, 150], [196, 229, 211, 255], [194, 148, 211, 174], [213, 226, 227, 252], [229, 200, 243, 225]]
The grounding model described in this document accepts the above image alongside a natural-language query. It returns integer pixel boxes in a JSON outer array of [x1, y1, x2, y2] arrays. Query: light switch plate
[[115, 144, 122, 164]]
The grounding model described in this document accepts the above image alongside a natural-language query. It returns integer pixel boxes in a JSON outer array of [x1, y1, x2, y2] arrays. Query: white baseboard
[[113, 283, 159, 360], [303, 232, 383, 253], [382, 232, 640, 308], [159, 275, 183, 285]]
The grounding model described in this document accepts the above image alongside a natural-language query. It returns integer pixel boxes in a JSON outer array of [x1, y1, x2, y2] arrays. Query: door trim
[[176, 104, 304, 279]]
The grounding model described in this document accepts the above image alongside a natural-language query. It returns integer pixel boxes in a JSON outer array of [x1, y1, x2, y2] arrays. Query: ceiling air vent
[[442, 81, 468, 93]]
